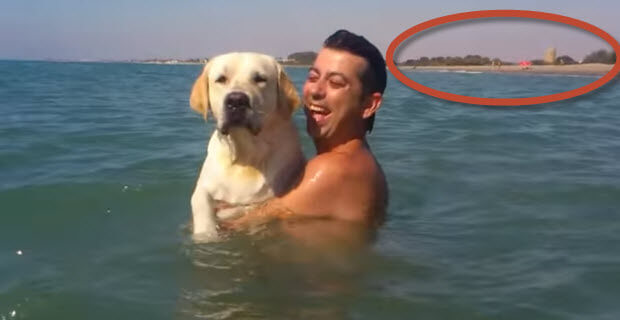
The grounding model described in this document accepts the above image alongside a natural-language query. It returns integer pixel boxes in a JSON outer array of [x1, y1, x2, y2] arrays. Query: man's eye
[[329, 80, 345, 88], [307, 73, 319, 82], [215, 75, 227, 83]]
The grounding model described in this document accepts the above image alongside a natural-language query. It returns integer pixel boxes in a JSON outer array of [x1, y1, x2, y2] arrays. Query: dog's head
[[190, 52, 300, 135]]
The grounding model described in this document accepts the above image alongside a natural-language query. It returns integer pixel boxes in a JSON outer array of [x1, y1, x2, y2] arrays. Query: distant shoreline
[[136, 61, 613, 76], [135, 61, 203, 65], [400, 63, 614, 76], [3, 59, 612, 77]]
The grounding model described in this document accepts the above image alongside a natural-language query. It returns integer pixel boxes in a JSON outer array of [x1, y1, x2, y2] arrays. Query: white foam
[[454, 70, 483, 74]]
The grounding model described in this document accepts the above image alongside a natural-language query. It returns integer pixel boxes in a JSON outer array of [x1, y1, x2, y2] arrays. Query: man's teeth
[[309, 105, 329, 114]]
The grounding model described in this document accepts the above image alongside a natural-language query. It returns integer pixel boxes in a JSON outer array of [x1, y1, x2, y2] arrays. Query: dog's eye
[[215, 75, 227, 84], [253, 74, 267, 83]]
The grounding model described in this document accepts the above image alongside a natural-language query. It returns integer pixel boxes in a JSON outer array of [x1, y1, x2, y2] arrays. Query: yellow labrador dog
[[189, 52, 304, 241]]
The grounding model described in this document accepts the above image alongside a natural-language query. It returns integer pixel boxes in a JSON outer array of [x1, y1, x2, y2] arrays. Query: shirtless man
[[226, 29, 388, 232]]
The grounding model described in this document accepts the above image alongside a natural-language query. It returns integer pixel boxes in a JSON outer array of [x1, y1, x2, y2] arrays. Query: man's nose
[[307, 80, 326, 100]]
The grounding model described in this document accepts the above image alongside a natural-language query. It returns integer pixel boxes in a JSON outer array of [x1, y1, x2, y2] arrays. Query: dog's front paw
[[191, 224, 222, 243]]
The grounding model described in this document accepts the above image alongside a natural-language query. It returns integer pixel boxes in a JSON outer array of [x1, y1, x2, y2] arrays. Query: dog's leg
[[217, 206, 247, 220], [191, 188, 219, 242]]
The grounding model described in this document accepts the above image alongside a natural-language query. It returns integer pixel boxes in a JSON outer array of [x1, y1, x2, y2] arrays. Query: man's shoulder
[[307, 149, 380, 181], [307, 151, 350, 169], [300, 149, 386, 224], [301, 152, 348, 185]]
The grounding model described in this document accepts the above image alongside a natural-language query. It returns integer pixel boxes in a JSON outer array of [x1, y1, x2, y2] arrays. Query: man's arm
[[222, 154, 347, 230]]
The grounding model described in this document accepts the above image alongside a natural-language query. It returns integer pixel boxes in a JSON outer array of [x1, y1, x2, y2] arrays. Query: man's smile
[[307, 104, 332, 124]]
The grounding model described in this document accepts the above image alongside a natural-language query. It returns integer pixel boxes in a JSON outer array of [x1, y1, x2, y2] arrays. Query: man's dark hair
[[323, 29, 386, 133]]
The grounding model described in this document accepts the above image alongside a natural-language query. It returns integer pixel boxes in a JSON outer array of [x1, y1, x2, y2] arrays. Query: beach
[[401, 63, 614, 76]]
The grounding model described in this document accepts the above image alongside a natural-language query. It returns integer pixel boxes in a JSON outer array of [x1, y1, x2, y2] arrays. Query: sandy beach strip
[[400, 63, 614, 76]]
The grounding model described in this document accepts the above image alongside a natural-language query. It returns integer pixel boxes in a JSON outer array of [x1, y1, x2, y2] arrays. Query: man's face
[[303, 48, 368, 140]]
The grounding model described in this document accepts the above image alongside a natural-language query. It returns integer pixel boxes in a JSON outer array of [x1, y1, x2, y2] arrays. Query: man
[[226, 29, 388, 231]]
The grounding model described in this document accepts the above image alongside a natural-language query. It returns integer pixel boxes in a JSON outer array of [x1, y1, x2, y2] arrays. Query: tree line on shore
[[280, 51, 318, 65], [397, 49, 616, 67], [138, 49, 615, 66], [399, 55, 502, 66]]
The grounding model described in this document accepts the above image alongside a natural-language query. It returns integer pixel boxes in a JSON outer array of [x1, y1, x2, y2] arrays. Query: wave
[[453, 70, 483, 74]]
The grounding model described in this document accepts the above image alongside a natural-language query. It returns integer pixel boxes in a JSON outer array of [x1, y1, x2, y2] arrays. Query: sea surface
[[1, 60, 619, 319]]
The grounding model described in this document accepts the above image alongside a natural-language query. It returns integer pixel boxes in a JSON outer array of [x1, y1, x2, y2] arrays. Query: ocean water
[[1, 60, 619, 319], [407, 69, 599, 97]]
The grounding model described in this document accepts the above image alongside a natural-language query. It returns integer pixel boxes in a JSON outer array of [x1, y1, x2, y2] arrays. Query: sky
[[0, 0, 618, 62]]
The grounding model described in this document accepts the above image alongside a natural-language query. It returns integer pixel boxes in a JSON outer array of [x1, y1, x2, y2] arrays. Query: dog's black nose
[[224, 92, 250, 110]]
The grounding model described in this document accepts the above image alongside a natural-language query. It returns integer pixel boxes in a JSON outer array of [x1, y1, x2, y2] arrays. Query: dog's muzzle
[[220, 91, 252, 135]]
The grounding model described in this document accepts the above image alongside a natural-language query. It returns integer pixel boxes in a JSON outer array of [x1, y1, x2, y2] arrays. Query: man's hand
[[219, 200, 294, 231]]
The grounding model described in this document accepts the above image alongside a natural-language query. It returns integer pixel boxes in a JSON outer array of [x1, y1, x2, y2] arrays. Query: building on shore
[[544, 47, 556, 64]]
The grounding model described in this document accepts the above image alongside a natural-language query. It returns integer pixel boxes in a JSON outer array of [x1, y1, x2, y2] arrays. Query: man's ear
[[362, 92, 382, 119], [277, 64, 300, 118], [190, 62, 211, 119]]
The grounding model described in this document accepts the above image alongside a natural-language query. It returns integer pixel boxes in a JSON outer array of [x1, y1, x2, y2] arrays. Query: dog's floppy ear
[[277, 64, 300, 118], [190, 62, 211, 119]]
